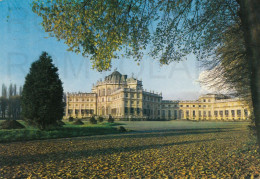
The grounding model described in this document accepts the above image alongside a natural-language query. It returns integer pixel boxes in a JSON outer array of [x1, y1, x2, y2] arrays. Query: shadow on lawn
[[0, 128, 235, 166], [71, 127, 237, 141]]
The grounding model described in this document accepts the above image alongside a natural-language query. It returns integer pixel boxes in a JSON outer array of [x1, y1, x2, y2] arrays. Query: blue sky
[[0, 0, 206, 100]]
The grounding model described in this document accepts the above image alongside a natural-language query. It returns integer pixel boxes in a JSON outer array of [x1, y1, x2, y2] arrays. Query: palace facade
[[65, 71, 250, 121]]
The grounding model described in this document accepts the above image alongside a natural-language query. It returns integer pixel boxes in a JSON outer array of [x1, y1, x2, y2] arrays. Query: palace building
[[65, 71, 250, 121]]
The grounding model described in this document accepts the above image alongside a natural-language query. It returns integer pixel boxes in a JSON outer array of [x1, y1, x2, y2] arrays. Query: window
[[203, 99, 206, 102], [219, 111, 223, 117], [137, 93, 140, 98], [203, 105, 206, 107], [137, 108, 140, 114], [168, 105, 171, 107], [225, 110, 229, 116], [193, 105, 195, 107], [199, 105, 201, 107], [130, 108, 134, 114], [193, 110, 196, 117], [244, 109, 248, 117], [162, 110, 165, 118], [214, 111, 218, 117], [81, 109, 85, 115], [174, 110, 178, 118], [203, 111, 207, 117], [231, 110, 235, 117], [199, 111, 202, 117], [125, 107, 128, 114], [131, 93, 134, 98], [186, 105, 189, 107], [107, 88, 111, 95], [168, 110, 171, 118], [125, 93, 128, 97], [186, 110, 189, 118], [208, 111, 211, 117], [180, 105, 183, 107], [237, 110, 241, 117], [158, 110, 160, 115]]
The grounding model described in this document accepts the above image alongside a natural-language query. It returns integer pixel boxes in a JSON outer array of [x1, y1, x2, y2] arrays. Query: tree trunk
[[239, 0, 260, 146]]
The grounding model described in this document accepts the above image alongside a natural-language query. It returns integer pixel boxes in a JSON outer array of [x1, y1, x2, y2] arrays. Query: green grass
[[0, 120, 122, 143]]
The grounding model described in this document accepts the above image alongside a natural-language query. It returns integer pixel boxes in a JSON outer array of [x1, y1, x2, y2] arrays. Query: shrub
[[73, 119, 84, 125], [117, 126, 127, 132], [68, 117, 74, 122], [108, 115, 114, 123], [90, 116, 97, 124], [98, 116, 104, 123], [0, 120, 25, 129]]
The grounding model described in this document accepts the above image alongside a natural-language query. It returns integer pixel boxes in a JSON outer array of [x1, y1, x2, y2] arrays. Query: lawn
[[0, 120, 122, 143], [0, 121, 259, 178]]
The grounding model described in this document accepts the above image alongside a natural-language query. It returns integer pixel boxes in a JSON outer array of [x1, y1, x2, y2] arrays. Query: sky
[[0, 0, 209, 100]]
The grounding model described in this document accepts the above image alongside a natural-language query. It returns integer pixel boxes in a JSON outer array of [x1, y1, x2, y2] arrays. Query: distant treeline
[[0, 84, 23, 119]]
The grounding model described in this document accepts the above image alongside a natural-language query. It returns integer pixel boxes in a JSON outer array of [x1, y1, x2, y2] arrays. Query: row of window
[[184, 109, 248, 117], [162, 104, 178, 108], [69, 104, 94, 107], [180, 104, 210, 108], [143, 96, 160, 102], [69, 98, 94, 102], [125, 107, 141, 115], [68, 109, 94, 115]]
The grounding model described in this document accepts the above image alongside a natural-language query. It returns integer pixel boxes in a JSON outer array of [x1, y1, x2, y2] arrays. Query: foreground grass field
[[0, 121, 259, 178], [0, 120, 121, 143]]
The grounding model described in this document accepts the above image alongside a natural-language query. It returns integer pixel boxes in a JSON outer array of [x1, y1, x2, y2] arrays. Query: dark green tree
[[21, 52, 64, 130], [0, 84, 8, 119]]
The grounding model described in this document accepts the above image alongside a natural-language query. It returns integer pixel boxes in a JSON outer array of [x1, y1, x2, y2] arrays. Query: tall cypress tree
[[22, 52, 64, 130]]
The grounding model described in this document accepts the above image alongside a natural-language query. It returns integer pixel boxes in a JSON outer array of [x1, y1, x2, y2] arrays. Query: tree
[[0, 84, 8, 118], [199, 24, 251, 101], [21, 52, 64, 130], [32, 0, 260, 144]]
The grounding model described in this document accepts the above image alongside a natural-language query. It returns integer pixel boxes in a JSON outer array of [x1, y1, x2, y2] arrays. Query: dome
[[110, 70, 122, 77], [104, 70, 127, 83]]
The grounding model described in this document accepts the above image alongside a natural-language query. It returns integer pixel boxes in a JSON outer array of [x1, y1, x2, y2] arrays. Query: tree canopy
[[32, 0, 240, 71]]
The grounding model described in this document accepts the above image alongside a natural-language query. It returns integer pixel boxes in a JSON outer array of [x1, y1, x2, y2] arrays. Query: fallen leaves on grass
[[0, 124, 259, 178]]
